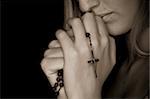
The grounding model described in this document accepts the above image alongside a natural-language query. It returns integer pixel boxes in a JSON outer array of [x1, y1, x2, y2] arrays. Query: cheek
[[105, 0, 139, 36], [106, 15, 134, 36], [106, 22, 131, 36]]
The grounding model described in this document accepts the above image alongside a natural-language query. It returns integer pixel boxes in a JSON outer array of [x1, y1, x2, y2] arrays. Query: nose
[[79, 0, 99, 12]]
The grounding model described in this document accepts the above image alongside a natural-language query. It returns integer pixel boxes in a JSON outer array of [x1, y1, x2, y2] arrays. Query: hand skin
[[41, 12, 116, 99], [41, 40, 68, 99]]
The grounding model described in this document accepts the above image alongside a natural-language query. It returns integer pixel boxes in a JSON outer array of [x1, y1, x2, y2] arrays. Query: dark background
[[2, 0, 64, 98]]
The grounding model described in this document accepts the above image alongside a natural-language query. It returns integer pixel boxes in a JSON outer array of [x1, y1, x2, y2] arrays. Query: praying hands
[[41, 12, 116, 99]]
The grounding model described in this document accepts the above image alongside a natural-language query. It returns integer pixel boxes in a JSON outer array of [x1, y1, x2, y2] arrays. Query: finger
[[66, 29, 75, 41], [79, 0, 99, 12], [82, 12, 100, 57], [109, 37, 116, 66], [41, 57, 64, 87], [56, 29, 74, 55], [68, 18, 88, 50], [41, 57, 64, 75], [48, 40, 61, 48], [57, 87, 67, 99], [47, 73, 58, 86], [95, 16, 109, 44], [44, 48, 63, 58]]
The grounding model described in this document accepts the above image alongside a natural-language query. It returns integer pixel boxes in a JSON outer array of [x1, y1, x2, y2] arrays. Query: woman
[[41, 0, 149, 98]]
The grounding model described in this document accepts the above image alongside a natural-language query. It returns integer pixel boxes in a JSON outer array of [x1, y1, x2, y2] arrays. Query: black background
[[2, 0, 64, 98]]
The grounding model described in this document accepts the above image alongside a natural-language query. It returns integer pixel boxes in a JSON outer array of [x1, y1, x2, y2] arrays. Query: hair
[[127, 0, 149, 68], [64, 0, 82, 30]]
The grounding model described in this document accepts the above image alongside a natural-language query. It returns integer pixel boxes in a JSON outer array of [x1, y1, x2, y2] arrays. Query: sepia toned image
[[2, 0, 149, 98]]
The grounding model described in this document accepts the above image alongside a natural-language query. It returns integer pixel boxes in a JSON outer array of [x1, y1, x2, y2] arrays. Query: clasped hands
[[41, 12, 116, 99]]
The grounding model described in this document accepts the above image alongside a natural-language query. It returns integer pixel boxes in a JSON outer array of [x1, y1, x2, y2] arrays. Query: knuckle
[[101, 37, 109, 47], [79, 46, 90, 56], [66, 47, 79, 60], [56, 29, 66, 39], [70, 48, 78, 58], [41, 58, 64, 75], [70, 18, 81, 26], [44, 48, 63, 58], [40, 59, 47, 70], [48, 40, 59, 48], [44, 49, 51, 57], [41, 58, 54, 75], [92, 41, 100, 49], [40, 58, 52, 71]]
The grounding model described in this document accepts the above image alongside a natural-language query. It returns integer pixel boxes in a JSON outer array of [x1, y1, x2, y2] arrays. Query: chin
[[106, 22, 132, 36]]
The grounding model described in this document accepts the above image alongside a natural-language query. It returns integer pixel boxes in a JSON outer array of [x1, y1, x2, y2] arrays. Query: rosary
[[85, 32, 99, 77], [52, 69, 64, 96], [52, 32, 99, 96]]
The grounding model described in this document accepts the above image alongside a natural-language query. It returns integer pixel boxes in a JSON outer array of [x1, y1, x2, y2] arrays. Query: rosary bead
[[88, 60, 95, 64], [58, 69, 63, 74], [91, 60, 95, 63], [52, 86, 56, 91], [52, 69, 64, 96], [59, 83, 64, 87], [95, 59, 99, 62], [55, 91, 59, 96], [54, 83, 58, 87], [90, 43, 92, 46], [56, 77, 60, 82], [85, 33, 90, 37], [57, 72, 62, 76], [58, 76, 63, 81]]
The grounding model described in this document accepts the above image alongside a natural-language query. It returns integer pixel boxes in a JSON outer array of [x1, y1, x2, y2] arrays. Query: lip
[[98, 12, 113, 18], [98, 12, 113, 22]]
